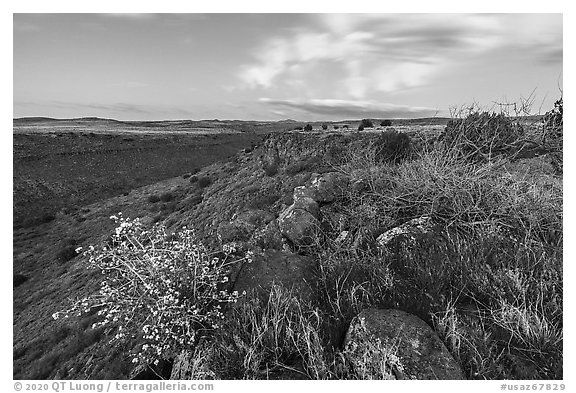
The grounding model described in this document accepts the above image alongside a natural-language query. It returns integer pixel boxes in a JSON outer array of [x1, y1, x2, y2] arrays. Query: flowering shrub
[[53, 213, 250, 365]]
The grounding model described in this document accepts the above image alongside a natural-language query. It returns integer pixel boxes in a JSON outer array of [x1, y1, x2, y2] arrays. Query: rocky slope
[[14, 126, 562, 380]]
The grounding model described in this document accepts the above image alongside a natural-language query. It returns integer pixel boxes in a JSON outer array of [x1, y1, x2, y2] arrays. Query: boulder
[[293, 186, 316, 202], [344, 308, 465, 380], [277, 203, 321, 247], [375, 216, 451, 279], [306, 172, 350, 203], [232, 250, 316, 302], [250, 220, 286, 251], [334, 230, 351, 246], [376, 216, 438, 249], [292, 195, 320, 217]]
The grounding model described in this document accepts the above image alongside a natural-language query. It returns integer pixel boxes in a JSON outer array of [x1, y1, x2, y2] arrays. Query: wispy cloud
[[259, 98, 438, 119], [240, 14, 562, 98]]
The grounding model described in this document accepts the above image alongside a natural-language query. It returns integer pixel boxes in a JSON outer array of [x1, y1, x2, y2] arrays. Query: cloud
[[259, 98, 438, 119], [101, 13, 159, 20], [239, 14, 562, 98]]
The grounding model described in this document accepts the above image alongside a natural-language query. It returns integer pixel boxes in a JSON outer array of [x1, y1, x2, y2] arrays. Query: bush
[[285, 157, 320, 176], [198, 177, 212, 188], [57, 245, 78, 262], [442, 112, 524, 161], [543, 98, 563, 147], [148, 195, 161, 203], [53, 214, 251, 366], [294, 126, 303, 131], [263, 163, 278, 177], [182, 173, 191, 179], [189, 175, 198, 183], [21, 211, 56, 227], [160, 201, 177, 213], [360, 119, 374, 128], [380, 120, 392, 127], [14, 273, 28, 287], [159, 192, 174, 202], [334, 126, 339, 130], [321, 124, 328, 130], [304, 124, 313, 132], [185, 194, 203, 207], [373, 130, 411, 163], [357, 124, 364, 131]]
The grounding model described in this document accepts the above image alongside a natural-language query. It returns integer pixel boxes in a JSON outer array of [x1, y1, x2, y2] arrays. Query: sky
[[13, 13, 563, 121]]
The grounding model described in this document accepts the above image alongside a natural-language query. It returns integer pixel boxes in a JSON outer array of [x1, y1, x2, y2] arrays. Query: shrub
[[442, 112, 524, 161], [285, 157, 320, 176], [264, 163, 278, 177], [182, 173, 191, 179], [357, 124, 364, 131], [304, 124, 313, 132], [53, 214, 251, 366], [343, 125, 349, 129], [294, 126, 303, 131], [380, 120, 392, 127], [543, 98, 563, 147], [14, 273, 28, 287], [189, 175, 198, 183], [373, 130, 411, 163], [160, 201, 177, 213], [159, 192, 174, 202], [334, 126, 339, 130], [360, 119, 374, 128], [147, 195, 161, 203], [57, 245, 78, 263], [185, 194, 203, 207], [321, 124, 328, 130], [198, 177, 212, 188]]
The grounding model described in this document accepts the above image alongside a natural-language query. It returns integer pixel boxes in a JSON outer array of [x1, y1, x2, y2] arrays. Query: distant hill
[[13, 117, 124, 125]]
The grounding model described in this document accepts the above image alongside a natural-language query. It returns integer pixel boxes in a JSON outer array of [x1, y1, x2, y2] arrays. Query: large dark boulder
[[277, 202, 321, 247], [344, 308, 465, 380], [232, 250, 317, 302]]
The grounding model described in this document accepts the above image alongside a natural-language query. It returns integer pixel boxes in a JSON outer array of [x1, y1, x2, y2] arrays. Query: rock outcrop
[[277, 203, 320, 247], [343, 308, 465, 380], [304, 172, 350, 203], [277, 172, 350, 247]]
